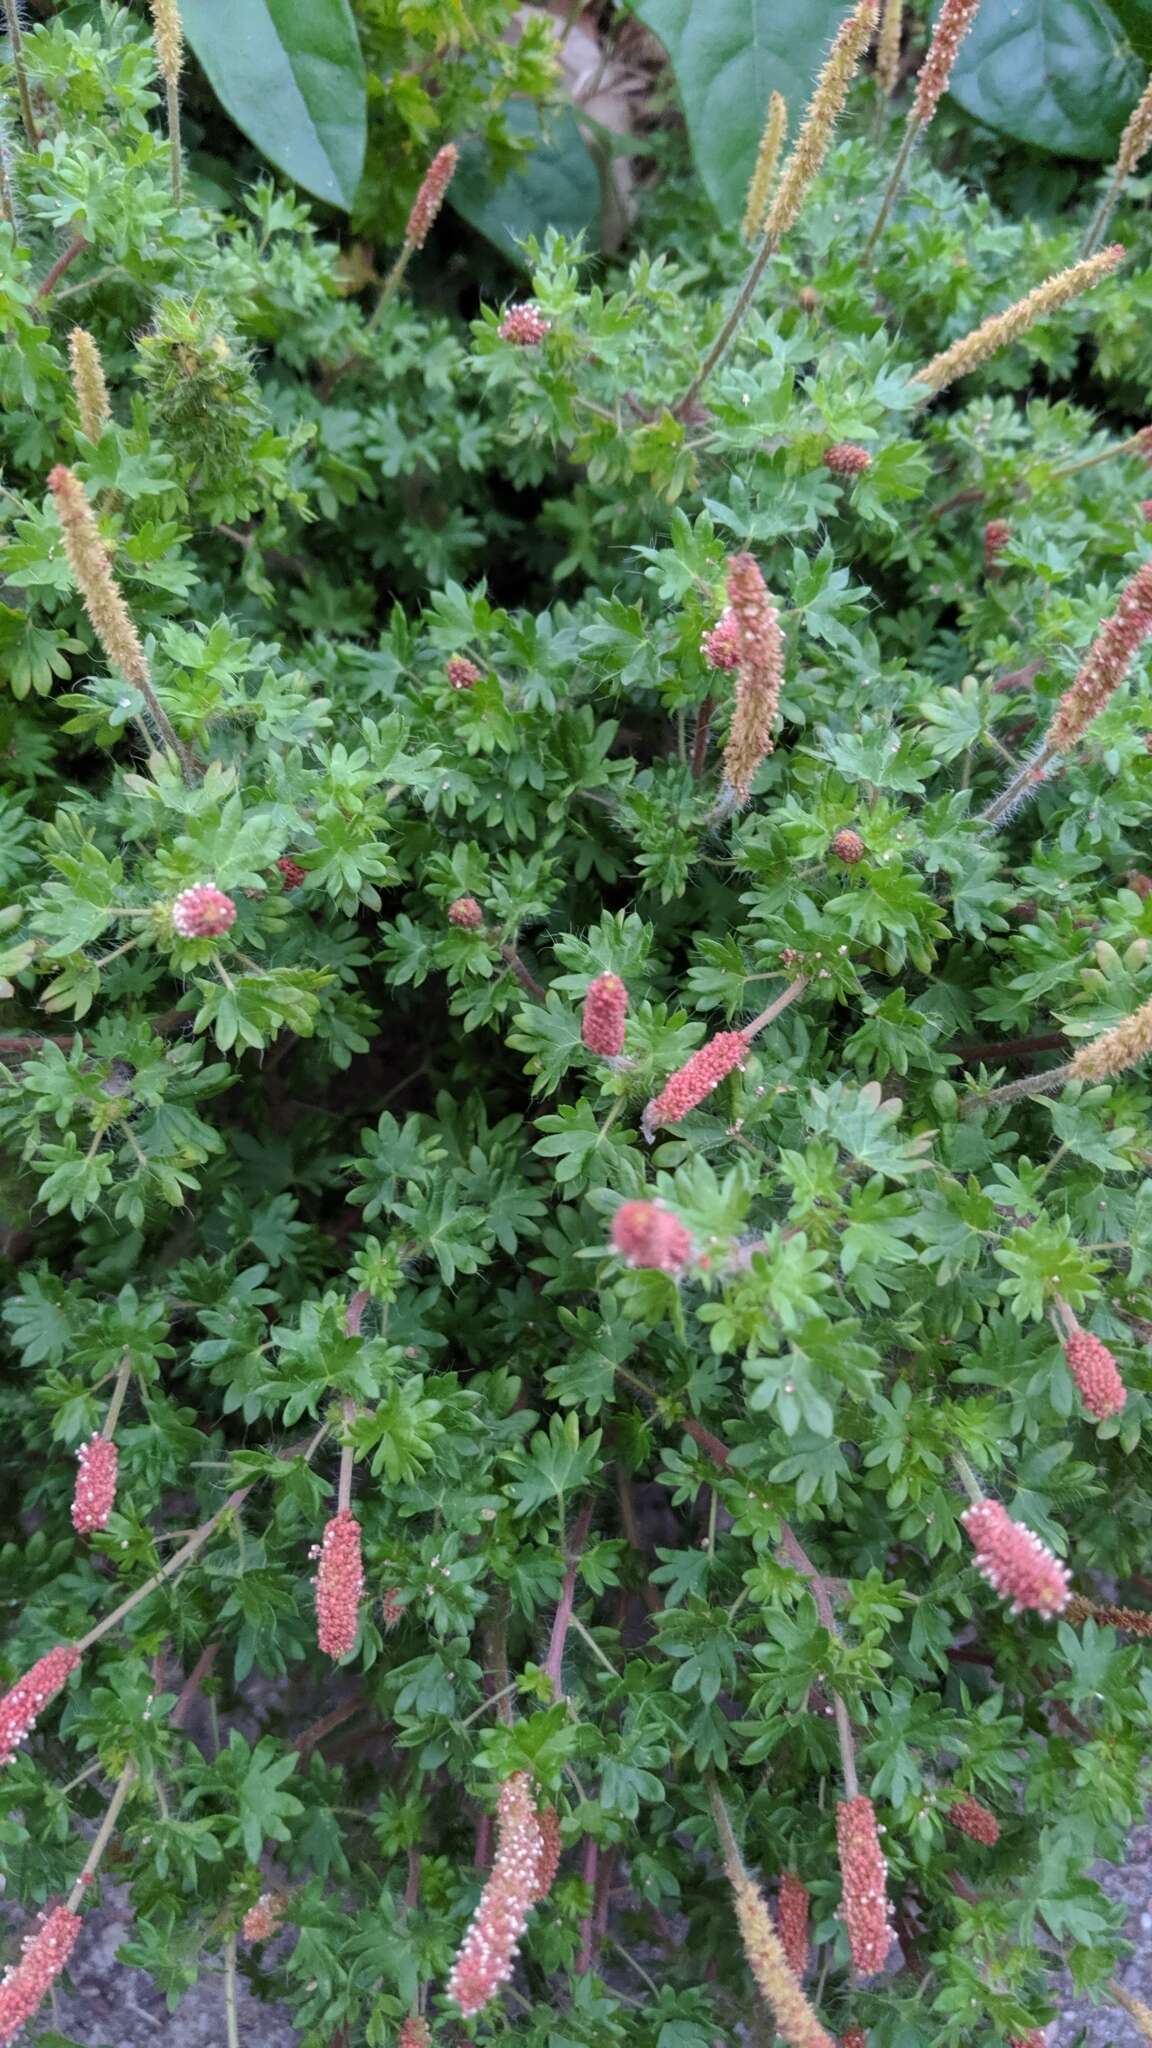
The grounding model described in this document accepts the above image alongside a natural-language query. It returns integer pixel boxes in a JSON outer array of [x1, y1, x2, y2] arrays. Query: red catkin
[[404, 144, 458, 250], [835, 1797, 893, 1977], [314, 1511, 363, 1661], [171, 883, 236, 939], [823, 442, 872, 475], [1048, 560, 1152, 753], [581, 972, 628, 1056], [1063, 1328, 1127, 1420], [777, 1870, 810, 1978], [0, 1647, 81, 1766], [960, 1499, 1071, 1617], [447, 896, 484, 930], [643, 1030, 748, 1134], [446, 1772, 545, 2016], [0, 1906, 82, 2045], [722, 553, 785, 801], [911, 0, 982, 126], [947, 1795, 1000, 1846], [533, 1806, 562, 1901], [71, 1434, 118, 1535], [499, 303, 551, 345], [701, 609, 741, 670], [1141, 499, 1152, 521], [611, 1201, 695, 1274]]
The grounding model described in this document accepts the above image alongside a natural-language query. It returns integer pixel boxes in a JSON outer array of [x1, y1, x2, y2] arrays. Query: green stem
[[224, 1934, 241, 2048], [3, 0, 38, 145], [950, 1451, 984, 1506], [675, 232, 777, 418], [102, 1350, 133, 1436], [862, 113, 921, 264], [1081, 167, 1125, 260], [165, 76, 182, 206], [66, 1759, 137, 1910]]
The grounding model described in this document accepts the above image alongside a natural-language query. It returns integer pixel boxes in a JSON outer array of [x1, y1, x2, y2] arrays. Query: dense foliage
[[4, 5, 1152, 2047]]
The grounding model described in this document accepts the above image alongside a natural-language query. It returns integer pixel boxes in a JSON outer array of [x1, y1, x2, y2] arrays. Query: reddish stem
[[543, 1501, 593, 1696], [690, 696, 715, 780], [37, 235, 89, 300]]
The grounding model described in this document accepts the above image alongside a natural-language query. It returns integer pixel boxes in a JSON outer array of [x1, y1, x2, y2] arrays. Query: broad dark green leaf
[[633, 0, 853, 221], [1106, 0, 1152, 62], [948, 0, 1144, 159], [450, 101, 601, 266], [181, 0, 366, 209]]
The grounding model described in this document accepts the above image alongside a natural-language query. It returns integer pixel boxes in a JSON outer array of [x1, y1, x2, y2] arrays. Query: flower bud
[[172, 884, 236, 940], [276, 857, 306, 890], [823, 442, 871, 476], [1063, 1327, 1126, 1420], [984, 518, 1011, 570], [701, 609, 741, 670], [242, 1893, 285, 1944], [447, 656, 481, 690], [611, 1201, 694, 1274], [831, 829, 865, 864], [405, 144, 458, 250], [448, 896, 484, 930], [499, 303, 551, 345]]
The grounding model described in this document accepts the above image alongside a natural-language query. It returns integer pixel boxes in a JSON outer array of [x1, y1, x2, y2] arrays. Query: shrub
[[3, 4, 1152, 2047]]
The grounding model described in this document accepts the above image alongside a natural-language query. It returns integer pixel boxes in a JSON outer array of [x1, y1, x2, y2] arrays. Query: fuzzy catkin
[[947, 1795, 1000, 1846], [1062, 1328, 1127, 1419], [913, 244, 1126, 395], [49, 465, 150, 688], [728, 1867, 835, 2048], [148, 0, 183, 84], [1115, 74, 1152, 181], [1069, 990, 1152, 1083], [581, 972, 628, 1056], [68, 328, 111, 443], [446, 1773, 545, 2016], [722, 551, 785, 799], [1066, 1593, 1152, 1635], [911, 0, 982, 127], [875, 0, 903, 96], [314, 1510, 363, 1660], [777, 1871, 810, 1977], [743, 90, 788, 241], [71, 1435, 118, 1534], [405, 144, 458, 250], [960, 1499, 1071, 1616], [643, 1031, 749, 1133], [765, 0, 879, 245], [242, 1893, 284, 1944], [0, 1906, 83, 2045], [1047, 561, 1152, 753], [835, 1797, 893, 1976], [611, 1201, 694, 1273], [0, 1646, 81, 1766]]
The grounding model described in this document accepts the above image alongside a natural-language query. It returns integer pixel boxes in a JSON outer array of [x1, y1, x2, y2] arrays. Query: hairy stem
[[3, 0, 38, 145], [862, 113, 921, 262]]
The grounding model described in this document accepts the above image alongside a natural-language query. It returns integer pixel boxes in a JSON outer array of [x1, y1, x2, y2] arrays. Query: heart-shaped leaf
[[948, 0, 1145, 159], [633, 0, 855, 222], [450, 101, 601, 267], [181, 0, 366, 210]]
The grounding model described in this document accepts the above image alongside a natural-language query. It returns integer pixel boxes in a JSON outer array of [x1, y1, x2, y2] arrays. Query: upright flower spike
[[1047, 561, 1152, 753], [314, 1510, 364, 1661], [405, 144, 458, 251], [148, 0, 185, 204], [777, 1871, 810, 1977], [171, 884, 236, 940], [875, 0, 903, 95], [611, 1200, 695, 1274], [581, 972, 628, 1056], [721, 552, 786, 803], [1083, 74, 1152, 253], [0, 1905, 83, 2045], [68, 327, 110, 443], [911, 0, 983, 128], [742, 89, 788, 242], [1061, 1326, 1127, 1420], [71, 1434, 118, 1535], [947, 1795, 1000, 1846], [960, 1498, 1071, 1617], [765, 0, 879, 246], [835, 1796, 893, 1976], [642, 1030, 749, 1136], [446, 1772, 544, 2016], [0, 1646, 81, 1765], [710, 1790, 835, 2048], [913, 245, 1126, 396]]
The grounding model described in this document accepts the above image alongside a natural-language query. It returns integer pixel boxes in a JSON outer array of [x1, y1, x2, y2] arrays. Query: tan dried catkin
[[1116, 73, 1152, 181], [68, 328, 110, 442], [743, 91, 787, 241], [765, 0, 880, 245], [1069, 992, 1152, 1084], [148, 0, 183, 85], [914, 243, 1126, 394], [876, 0, 904, 97]]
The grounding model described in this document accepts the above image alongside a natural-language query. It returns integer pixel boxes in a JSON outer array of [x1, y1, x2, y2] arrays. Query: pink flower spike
[[0, 1905, 82, 2045], [404, 143, 458, 250], [835, 1796, 893, 1977], [0, 1646, 81, 1766], [71, 1435, 118, 1535], [643, 1030, 748, 1134], [171, 883, 236, 939], [499, 302, 551, 345], [701, 609, 741, 670], [581, 972, 628, 1056], [1063, 1329, 1127, 1420], [961, 1498, 1071, 1617], [314, 1511, 363, 1661], [447, 1772, 544, 2016], [611, 1201, 694, 1274]]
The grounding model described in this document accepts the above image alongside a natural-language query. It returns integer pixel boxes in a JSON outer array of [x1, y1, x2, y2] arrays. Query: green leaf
[[451, 102, 600, 266], [948, 0, 1144, 159], [181, 0, 367, 209], [633, 0, 853, 220]]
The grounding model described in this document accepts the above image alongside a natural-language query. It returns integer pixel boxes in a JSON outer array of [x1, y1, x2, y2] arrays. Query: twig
[[102, 1350, 134, 1438], [170, 1642, 219, 1730], [66, 1759, 137, 1910], [3, 0, 38, 144], [499, 943, 548, 1002], [36, 234, 89, 300], [224, 1933, 241, 2048]]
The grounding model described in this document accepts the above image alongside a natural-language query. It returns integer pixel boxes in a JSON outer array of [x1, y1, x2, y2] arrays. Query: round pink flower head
[[446, 1771, 544, 2016], [611, 1200, 694, 1274], [71, 1434, 118, 1535], [777, 1870, 810, 1978], [447, 895, 484, 931], [499, 302, 551, 345], [581, 972, 628, 1056], [961, 1498, 1071, 1617], [314, 1510, 363, 1661], [404, 142, 458, 250], [447, 655, 481, 690], [701, 608, 741, 671], [643, 1030, 748, 1135], [1063, 1329, 1126, 1421], [0, 1905, 82, 2044], [171, 883, 236, 940], [835, 1796, 893, 1977], [947, 1795, 1000, 1846], [0, 1645, 81, 1766], [823, 442, 872, 476], [242, 1892, 285, 1945]]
